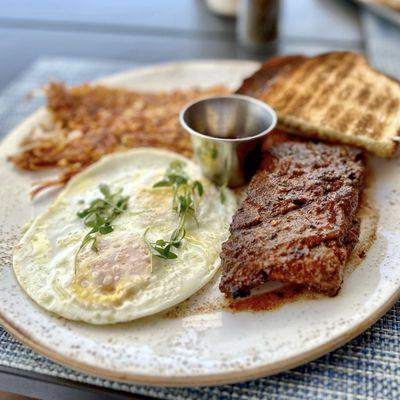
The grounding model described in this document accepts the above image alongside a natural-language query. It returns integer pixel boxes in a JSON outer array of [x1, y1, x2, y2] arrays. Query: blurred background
[[2, 0, 398, 92], [0, 1, 399, 398]]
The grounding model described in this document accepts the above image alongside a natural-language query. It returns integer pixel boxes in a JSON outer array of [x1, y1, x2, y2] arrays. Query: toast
[[237, 52, 400, 157]]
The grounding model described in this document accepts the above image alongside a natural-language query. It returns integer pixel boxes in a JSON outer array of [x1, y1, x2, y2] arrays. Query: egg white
[[13, 148, 236, 324]]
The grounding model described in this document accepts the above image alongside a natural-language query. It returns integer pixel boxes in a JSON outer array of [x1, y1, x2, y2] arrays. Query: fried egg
[[13, 148, 236, 324]]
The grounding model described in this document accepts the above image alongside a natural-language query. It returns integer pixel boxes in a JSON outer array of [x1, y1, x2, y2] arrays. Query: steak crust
[[219, 137, 365, 298]]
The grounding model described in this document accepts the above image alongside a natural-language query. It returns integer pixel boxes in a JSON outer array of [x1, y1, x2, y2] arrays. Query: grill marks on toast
[[272, 55, 345, 117], [237, 52, 400, 157], [387, 98, 399, 115]]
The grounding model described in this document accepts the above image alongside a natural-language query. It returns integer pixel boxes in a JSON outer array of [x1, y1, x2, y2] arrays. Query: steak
[[219, 137, 365, 298]]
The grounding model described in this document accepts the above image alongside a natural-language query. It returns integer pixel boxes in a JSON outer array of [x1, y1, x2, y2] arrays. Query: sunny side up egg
[[13, 148, 236, 324]]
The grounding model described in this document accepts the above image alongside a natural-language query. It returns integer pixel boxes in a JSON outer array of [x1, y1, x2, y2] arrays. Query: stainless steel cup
[[237, 0, 280, 53], [179, 94, 277, 187]]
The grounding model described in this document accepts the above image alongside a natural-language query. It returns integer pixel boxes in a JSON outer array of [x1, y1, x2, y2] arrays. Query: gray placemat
[[1, 56, 400, 400]]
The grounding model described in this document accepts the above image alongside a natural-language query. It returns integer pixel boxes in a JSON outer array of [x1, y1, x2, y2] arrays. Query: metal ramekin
[[180, 94, 277, 187]]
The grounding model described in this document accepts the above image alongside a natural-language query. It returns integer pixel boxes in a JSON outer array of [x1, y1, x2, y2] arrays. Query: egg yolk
[[72, 234, 152, 305]]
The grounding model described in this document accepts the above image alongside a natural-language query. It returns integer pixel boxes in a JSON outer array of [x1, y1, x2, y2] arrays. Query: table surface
[[0, 1, 363, 399]]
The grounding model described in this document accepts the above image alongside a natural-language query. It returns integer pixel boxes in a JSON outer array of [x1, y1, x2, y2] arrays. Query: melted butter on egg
[[71, 233, 152, 305], [133, 186, 176, 231], [28, 228, 51, 264]]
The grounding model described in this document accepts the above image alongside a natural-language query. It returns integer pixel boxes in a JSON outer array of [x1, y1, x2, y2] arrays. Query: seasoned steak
[[219, 138, 365, 298]]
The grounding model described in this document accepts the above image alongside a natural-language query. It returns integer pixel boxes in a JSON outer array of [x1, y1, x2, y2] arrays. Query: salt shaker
[[237, 0, 279, 52]]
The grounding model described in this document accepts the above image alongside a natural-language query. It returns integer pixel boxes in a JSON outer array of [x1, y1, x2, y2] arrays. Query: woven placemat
[[0, 55, 400, 400]]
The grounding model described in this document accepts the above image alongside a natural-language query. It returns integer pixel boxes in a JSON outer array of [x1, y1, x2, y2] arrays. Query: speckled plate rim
[[1, 283, 400, 387], [0, 59, 398, 387]]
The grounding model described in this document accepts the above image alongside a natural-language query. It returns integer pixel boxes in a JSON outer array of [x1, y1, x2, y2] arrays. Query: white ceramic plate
[[1, 60, 400, 386]]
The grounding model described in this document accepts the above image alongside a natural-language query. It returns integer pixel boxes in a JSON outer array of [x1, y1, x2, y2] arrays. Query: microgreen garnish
[[145, 161, 204, 260], [75, 184, 129, 262], [219, 185, 227, 204]]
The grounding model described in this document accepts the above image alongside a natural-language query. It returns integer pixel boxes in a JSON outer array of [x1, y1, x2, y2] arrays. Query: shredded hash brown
[[9, 82, 228, 195]]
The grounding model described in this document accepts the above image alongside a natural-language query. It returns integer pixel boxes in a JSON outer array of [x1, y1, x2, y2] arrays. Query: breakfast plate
[[1, 60, 400, 386]]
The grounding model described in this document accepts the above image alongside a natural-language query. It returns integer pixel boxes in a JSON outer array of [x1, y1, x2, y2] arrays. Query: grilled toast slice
[[237, 52, 400, 157]]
